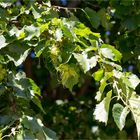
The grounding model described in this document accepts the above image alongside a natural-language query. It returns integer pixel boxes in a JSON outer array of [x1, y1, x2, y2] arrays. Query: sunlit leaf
[[55, 28, 63, 41], [103, 60, 122, 71], [0, 35, 8, 49], [7, 48, 31, 66], [95, 91, 102, 102], [21, 115, 56, 140], [74, 26, 92, 38], [24, 25, 40, 41], [93, 90, 112, 124], [40, 23, 50, 33], [113, 70, 123, 79], [93, 69, 104, 81], [99, 72, 112, 94], [35, 41, 46, 57], [129, 93, 140, 139], [32, 6, 41, 19], [29, 79, 41, 96], [128, 74, 140, 89], [100, 44, 122, 61], [112, 103, 130, 130], [100, 48, 114, 60], [122, 74, 140, 90], [88, 56, 97, 69], [73, 53, 97, 73], [73, 53, 89, 73], [0, 2, 12, 8]]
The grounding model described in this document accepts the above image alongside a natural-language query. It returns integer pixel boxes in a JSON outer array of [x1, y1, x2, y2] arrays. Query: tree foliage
[[0, 0, 140, 139]]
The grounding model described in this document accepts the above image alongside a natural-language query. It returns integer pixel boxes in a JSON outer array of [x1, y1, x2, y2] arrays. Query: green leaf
[[100, 44, 122, 61], [93, 69, 104, 81], [61, 24, 73, 40], [28, 79, 45, 113], [85, 7, 100, 29], [7, 72, 45, 113], [35, 41, 46, 57], [129, 93, 140, 139], [31, 97, 45, 114], [61, 41, 75, 63], [0, 65, 6, 82], [0, 35, 8, 49], [16, 133, 23, 140], [29, 79, 41, 96], [112, 103, 130, 130], [21, 115, 51, 140], [74, 25, 93, 38], [98, 8, 108, 28], [103, 60, 122, 71], [7, 48, 31, 66], [93, 90, 112, 125], [9, 26, 25, 40], [99, 72, 112, 94], [40, 23, 50, 33], [58, 64, 79, 91], [24, 25, 40, 41], [43, 127, 57, 140]]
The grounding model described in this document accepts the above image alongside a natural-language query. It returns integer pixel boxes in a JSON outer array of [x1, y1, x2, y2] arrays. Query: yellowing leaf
[[58, 64, 79, 91]]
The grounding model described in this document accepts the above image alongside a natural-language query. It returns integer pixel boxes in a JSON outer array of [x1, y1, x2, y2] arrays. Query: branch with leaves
[[0, 0, 140, 139]]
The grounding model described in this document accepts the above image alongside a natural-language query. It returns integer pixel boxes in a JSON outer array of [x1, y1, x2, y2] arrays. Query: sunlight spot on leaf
[[93, 90, 112, 124], [0, 35, 8, 49], [112, 103, 130, 130]]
